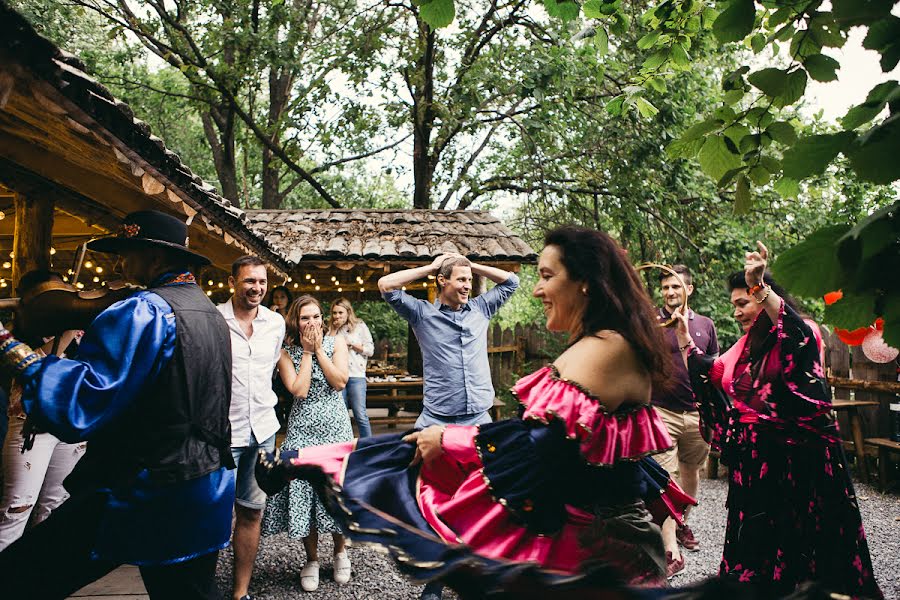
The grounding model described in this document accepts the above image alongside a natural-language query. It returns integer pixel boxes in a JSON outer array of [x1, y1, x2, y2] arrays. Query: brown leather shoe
[[676, 524, 700, 552], [666, 551, 685, 579]]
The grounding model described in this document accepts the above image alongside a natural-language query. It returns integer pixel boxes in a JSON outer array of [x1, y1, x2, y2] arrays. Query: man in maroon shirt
[[652, 265, 719, 579]]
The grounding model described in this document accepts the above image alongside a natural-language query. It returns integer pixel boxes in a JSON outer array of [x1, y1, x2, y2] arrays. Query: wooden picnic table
[[365, 378, 505, 428]]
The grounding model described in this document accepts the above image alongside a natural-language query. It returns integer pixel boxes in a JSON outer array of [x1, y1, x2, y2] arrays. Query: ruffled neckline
[[512, 365, 673, 466]]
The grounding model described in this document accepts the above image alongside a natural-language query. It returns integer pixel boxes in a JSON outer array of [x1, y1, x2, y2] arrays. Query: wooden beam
[[12, 191, 53, 287], [828, 376, 900, 395]]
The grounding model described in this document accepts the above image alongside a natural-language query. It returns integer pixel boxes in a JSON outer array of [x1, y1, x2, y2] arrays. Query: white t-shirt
[[336, 321, 374, 378]]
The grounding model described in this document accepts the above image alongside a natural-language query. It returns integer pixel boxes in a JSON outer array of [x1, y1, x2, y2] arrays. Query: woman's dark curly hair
[[544, 226, 672, 390]]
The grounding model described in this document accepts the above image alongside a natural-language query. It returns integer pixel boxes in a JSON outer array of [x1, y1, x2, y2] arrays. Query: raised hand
[[744, 240, 769, 289], [672, 306, 693, 349]]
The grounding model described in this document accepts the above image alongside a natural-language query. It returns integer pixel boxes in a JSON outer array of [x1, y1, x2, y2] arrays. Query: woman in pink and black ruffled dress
[[256, 226, 694, 597], [673, 242, 882, 599]]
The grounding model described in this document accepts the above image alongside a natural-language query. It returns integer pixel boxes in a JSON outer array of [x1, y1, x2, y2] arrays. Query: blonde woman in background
[[328, 298, 374, 438]]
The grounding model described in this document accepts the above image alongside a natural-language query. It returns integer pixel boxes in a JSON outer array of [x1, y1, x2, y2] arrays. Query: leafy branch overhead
[[415, 0, 900, 347]]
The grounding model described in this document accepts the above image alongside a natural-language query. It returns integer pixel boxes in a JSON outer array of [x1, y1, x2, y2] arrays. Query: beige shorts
[[654, 406, 710, 474]]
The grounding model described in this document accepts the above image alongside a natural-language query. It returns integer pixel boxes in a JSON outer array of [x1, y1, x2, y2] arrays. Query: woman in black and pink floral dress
[[674, 242, 882, 598]]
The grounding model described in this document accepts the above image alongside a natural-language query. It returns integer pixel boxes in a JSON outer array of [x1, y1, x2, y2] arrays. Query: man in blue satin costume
[[0, 211, 236, 599]]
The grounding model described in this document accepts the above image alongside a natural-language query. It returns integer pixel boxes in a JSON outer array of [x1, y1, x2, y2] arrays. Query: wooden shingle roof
[[246, 209, 536, 265]]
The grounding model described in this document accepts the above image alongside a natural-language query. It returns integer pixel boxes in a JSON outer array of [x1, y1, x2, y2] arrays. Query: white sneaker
[[300, 561, 320, 592], [333, 551, 352, 584]]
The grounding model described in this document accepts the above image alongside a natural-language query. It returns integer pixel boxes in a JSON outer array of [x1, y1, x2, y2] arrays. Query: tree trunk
[[411, 22, 436, 209], [201, 109, 240, 203], [261, 68, 294, 209], [12, 192, 53, 290]]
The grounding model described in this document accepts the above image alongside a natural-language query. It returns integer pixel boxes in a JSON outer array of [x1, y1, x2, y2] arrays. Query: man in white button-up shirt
[[218, 255, 285, 600]]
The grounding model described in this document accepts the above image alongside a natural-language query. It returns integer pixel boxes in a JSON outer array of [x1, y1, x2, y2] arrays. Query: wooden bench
[[864, 438, 900, 492], [831, 400, 880, 483]]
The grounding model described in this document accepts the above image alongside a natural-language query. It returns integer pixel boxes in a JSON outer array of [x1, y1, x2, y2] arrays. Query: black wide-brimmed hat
[[87, 210, 210, 265]]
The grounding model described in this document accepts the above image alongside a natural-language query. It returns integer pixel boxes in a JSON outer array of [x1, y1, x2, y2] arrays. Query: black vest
[[67, 283, 234, 492]]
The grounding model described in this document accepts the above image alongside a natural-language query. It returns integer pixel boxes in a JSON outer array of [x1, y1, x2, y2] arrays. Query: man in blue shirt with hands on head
[[378, 253, 517, 600], [379, 253, 519, 429]]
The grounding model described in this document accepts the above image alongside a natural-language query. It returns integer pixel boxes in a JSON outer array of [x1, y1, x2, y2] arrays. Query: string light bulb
[[337, 287, 343, 292], [206, 290, 212, 296], [305, 274, 311, 280], [218, 282, 223, 288], [310, 278, 316, 284], [293, 283, 298, 288], [0, 211, 5, 220], [0, 282, 6, 289], [76, 282, 84, 289], [96, 266, 103, 273], [207, 280, 214, 286], [360, 287, 364, 293], [229, 287, 235, 293], [1, 262, 9, 269], [84, 261, 93, 268], [315, 285, 320, 291], [49, 247, 56, 255]]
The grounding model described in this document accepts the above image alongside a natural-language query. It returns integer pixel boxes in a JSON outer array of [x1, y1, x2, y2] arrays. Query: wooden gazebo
[[0, 5, 288, 300]]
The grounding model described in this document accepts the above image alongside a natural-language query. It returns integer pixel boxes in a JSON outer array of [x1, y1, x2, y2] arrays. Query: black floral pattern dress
[[687, 301, 882, 598]]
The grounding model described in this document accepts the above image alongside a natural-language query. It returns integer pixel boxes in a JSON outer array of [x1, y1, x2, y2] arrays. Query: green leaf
[[804, 53, 840, 82], [671, 43, 691, 67], [605, 95, 625, 116], [847, 117, 900, 184], [824, 291, 877, 330], [771, 225, 851, 297], [739, 133, 760, 154], [582, 0, 603, 19], [773, 177, 800, 198], [666, 136, 705, 159], [647, 77, 667, 93], [699, 134, 742, 182], [734, 174, 751, 213], [781, 132, 856, 180], [748, 67, 788, 97], [723, 89, 744, 105], [777, 69, 808, 107], [642, 49, 669, 70], [750, 33, 766, 53], [542, 0, 579, 21], [637, 31, 660, 50], [758, 155, 781, 175], [766, 121, 798, 145], [841, 80, 900, 129], [593, 27, 609, 56], [748, 164, 771, 185], [713, 0, 755, 44], [419, 0, 456, 28], [681, 119, 723, 142], [838, 198, 900, 261], [635, 96, 659, 118]]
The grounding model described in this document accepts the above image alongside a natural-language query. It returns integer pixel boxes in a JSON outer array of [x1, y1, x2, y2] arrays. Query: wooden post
[[12, 192, 54, 289]]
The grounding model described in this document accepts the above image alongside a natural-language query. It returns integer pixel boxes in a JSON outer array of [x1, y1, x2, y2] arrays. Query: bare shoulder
[[554, 332, 651, 409]]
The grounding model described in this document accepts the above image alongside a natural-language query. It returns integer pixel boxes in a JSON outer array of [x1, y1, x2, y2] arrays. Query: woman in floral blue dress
[[262, 295, 354, 592], [674, 242, 882, 598]]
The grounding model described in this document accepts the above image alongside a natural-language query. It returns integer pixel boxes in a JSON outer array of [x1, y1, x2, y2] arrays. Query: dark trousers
[[0, 491, 220, 599]]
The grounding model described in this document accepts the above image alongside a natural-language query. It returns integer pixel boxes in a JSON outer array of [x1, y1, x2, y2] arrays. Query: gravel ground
[[216, 478, 899, 599]]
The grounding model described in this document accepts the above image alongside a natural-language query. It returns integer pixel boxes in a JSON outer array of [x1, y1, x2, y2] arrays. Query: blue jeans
[[343, 377, 371, 438]]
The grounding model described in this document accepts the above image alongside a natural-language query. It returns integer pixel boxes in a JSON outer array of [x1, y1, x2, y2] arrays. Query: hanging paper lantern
[[861, 328, 900, 363], [835, 327, 870, 346], [823, 290, 843, 305]]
